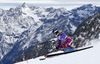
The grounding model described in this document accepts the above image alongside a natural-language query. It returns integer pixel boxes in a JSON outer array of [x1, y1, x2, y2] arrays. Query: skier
[[52, 28, 74, 52]]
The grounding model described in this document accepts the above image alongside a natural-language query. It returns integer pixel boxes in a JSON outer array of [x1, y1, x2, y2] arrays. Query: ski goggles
[[53, 30, 58, 34]]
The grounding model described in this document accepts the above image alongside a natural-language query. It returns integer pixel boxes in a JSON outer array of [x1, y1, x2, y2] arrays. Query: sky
[[0, 0, 100, 10]]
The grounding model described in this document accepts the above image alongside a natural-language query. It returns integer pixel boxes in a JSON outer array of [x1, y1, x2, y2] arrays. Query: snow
[[76, 9, 93, 18], [3, 35, 17, 43], [77, 10, 87, 17], [70, 23, 77, 33], [69, 15, 74, 18], [37, 7, 49, 16], [78, 35, 84, 40], [91, 28, 94, 31], [37, 34, 42, 42], [0, 53, 3, 60], [22, 21, 43, 49], [99, 34, 100, 39], [15, 39, 100, 64], [22, 6, 40, 22]]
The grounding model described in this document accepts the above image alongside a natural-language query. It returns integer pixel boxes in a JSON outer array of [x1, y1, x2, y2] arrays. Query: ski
[[40, 58, 46, 60], [47, 46, 93, 57], [39, 46, 93, 60]]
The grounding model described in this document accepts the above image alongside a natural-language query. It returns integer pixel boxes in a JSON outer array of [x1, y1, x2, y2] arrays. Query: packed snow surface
[[15, 39, 100, 64]]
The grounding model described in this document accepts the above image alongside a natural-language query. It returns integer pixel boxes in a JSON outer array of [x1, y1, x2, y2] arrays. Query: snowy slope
[[15, 39, 100, 64]]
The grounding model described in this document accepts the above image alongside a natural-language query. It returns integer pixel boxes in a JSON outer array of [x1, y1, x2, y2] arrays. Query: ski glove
[[56, 45, 60, 50]]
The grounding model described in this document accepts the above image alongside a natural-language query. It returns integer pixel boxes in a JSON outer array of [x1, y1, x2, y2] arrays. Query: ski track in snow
[[15, 39, 100, 64]]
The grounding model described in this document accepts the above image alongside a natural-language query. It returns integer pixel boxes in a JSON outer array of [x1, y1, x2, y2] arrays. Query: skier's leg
[[69, 47, 75, 51], [62, 44, 68, 52], [59, 44, 68, 52], [65, 38, 72, 48], [65, 38, 75, 51], [60, 45, 64, 50]]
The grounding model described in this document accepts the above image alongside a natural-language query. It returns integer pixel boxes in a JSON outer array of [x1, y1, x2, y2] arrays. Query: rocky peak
[[21, 2, 28, 8]]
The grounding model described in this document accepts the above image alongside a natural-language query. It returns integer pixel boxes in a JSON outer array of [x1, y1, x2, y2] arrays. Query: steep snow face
[[15, 39, 100, 64]]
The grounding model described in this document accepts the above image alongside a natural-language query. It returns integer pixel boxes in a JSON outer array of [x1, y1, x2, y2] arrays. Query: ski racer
[[52, 28, 74, 52]]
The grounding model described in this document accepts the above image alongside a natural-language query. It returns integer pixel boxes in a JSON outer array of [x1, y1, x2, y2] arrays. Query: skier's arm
[[56, 39, 61, 49]]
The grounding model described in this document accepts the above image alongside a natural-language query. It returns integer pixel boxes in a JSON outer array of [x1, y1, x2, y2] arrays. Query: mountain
[[36, 4, 100, 42], [15, 11, 100, 63], [0, 3, 100, 64], [15, 8, 100, 63], [73, 11, 100, 47], [0, 3, 46, 61]]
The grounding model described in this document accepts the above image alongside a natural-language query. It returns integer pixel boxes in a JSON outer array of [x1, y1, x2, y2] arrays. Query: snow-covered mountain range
[[0, 3, 47, 61], [14, 10, 100, 63], [0, 3, 100, 64]]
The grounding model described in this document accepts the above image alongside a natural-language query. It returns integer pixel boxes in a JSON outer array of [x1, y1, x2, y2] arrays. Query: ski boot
[[69, 47, 75, 51], [64, 49, 68, 52]]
